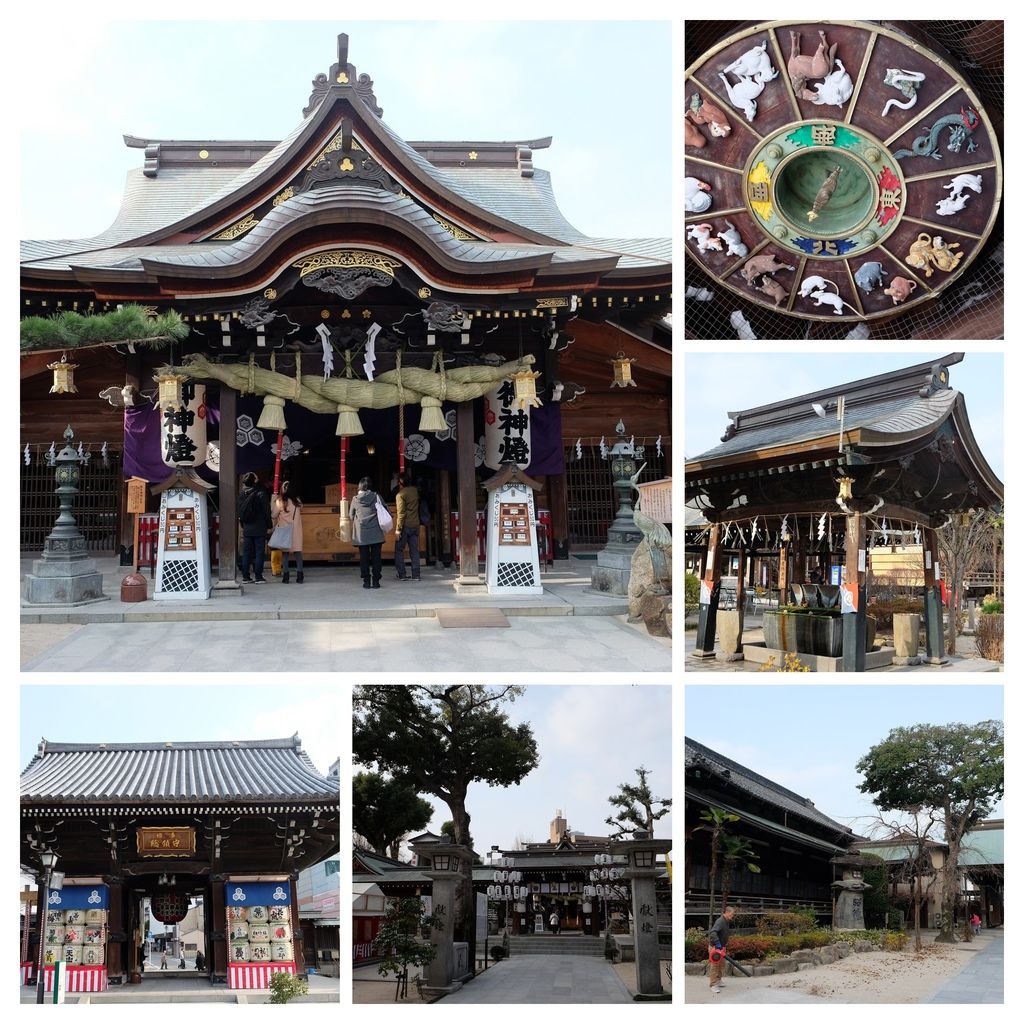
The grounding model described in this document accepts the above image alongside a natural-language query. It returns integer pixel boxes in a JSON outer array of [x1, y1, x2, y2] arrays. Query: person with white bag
[[270, 480, 304, 584], [351, 476, 387, 589]]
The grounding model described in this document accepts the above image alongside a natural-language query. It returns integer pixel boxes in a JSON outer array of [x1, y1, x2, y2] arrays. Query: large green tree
[[353, 685, 539, 971], [353, 771, 434, 860], [605, 766, 672, 837], [856, 720, 1003, 943]]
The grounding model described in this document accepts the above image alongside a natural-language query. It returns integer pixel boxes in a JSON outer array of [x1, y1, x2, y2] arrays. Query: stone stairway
[[507, 934, 606, 957]]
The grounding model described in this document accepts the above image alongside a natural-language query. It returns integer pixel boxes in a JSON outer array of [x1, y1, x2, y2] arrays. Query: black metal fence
[[564, 436, 669, 547], [20, 445, 123, 554]]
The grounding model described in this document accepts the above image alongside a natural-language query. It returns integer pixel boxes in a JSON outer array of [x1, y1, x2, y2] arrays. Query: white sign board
[[485, 481, 542, 595], [154, 487, 212, 600]]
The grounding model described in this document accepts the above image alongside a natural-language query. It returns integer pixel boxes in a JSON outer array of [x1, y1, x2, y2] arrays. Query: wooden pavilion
[[685, 353, 1002, 669], [20, 736, 339, 991], [20, 33, 671, 576]]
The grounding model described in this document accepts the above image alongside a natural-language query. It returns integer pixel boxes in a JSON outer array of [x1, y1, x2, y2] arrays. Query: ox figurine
[[854, 261, 888, 293]]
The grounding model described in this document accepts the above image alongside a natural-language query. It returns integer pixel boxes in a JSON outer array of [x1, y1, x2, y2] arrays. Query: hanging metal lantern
[[156, 372, 188, 410], [609, 351, 637, 388], [510, 369, 543, 410], [47, 353, 79, 395], [837, 476, 854, 501]]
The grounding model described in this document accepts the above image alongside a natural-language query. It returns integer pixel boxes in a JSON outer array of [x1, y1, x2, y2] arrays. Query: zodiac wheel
[[684, 20, 1002, 325]]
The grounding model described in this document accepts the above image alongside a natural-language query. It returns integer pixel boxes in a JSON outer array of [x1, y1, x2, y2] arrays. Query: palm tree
[[719, 833, 761, 909], [697, 807, 741, 930]]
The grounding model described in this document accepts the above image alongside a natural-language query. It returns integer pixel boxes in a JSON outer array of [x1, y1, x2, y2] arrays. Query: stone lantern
[[410, 839, 474, 997], [591, 420, 643, 595], [610, 831, 671, 1001], [830, 853, 872, 930], [22, 426, 108, 606]]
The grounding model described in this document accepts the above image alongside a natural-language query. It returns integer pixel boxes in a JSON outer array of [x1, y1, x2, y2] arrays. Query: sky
[[19, 19, 670, 241], [20, 685, 340, 778], [686, 684, 1004, 835], [684, 351, 1005, 478], [355, 684, 673, 857]]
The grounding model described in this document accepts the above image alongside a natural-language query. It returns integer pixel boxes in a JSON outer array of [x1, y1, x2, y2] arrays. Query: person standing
[[238, 472, 271, 583], [160, 949, 167, 971], [708, 905, 736, 994], [971, 912, 982, 936], [394, 475, 421, 581], [272, 481, 304, 584], [351, 477, 385, 589], [549, 909, 560, 935]]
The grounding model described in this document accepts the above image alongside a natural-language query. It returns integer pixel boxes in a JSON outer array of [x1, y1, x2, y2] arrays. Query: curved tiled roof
[[21, 736, 339, 805]]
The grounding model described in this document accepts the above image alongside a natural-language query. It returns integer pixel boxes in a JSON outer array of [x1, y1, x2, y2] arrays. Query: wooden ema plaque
[[498, 502, 531, 545], [164, 508, 196, 550], [137, 826, 196, 857]]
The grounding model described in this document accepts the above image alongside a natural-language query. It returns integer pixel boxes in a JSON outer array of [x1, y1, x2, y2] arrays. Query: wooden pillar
[[778, 542, 790, 607], [793, 534, 807, 588], [438, 468, 453, 566], [290, 879, 305, 975], [841, 512, 867, 672], [693, 524, 722, 658], [922, 526, 948, 665], [548, 471, 570, 559], [217, 385, 239, 587], [210, 880, 227, 982], [106, 880, 124, 982], [455, 400, 481, 584]]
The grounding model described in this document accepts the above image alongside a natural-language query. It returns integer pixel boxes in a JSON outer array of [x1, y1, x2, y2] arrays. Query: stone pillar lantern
[[410, 839, 474, 997], [830, 853, 872, 930], [610, 831, 671, 1001], [591, 420, 643, 595], [22, 425, 108, 606]]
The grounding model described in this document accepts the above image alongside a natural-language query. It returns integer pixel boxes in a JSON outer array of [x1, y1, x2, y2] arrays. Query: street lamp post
[[35, 851, 59, 1004]]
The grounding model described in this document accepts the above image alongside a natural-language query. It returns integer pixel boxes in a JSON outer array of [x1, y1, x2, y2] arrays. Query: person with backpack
[[238, 472, 272, 583]]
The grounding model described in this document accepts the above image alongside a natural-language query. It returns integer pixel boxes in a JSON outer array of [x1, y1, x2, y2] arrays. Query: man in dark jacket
[[393, 476, 421, 580], [708, 906, 736, 993], [238, 472, 272, 583]]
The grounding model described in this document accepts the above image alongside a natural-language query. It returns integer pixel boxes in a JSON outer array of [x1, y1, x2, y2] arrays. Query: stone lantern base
[[22, 555, 108, 607]]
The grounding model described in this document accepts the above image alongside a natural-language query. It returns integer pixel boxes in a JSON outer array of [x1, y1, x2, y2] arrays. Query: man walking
[[394, 475, 421, 580], [708, 905, 736, 994]]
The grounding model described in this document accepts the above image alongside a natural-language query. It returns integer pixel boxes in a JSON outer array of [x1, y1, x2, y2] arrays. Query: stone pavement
[[926, 934, 1003, 1003], [22, 556, 671, 673], [683, 621, 1001, 673], [441, 955, 634, 1003], [23, 609, 670, 673]]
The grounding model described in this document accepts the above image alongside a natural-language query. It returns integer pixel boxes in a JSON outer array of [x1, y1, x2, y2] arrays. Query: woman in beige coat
[[272, 480, 304, 584]]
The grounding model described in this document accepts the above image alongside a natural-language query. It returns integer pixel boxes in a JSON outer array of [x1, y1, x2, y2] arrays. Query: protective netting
[[684, 21, 1004, 341]]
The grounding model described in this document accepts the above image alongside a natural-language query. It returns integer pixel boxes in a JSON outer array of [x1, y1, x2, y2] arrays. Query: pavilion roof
[[20, 735, 339, 807], [686, 737, 854, 839], [20, 38, 668, 285]]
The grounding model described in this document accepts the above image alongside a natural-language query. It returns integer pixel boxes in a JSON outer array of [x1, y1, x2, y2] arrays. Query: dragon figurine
[[892, 106, 981, 161]]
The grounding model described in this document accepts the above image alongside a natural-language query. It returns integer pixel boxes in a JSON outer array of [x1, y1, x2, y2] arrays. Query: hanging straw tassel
[[418, 396, 446, 432], [257, 394, 287, 430], [335, 403, 363, 436], [419, 350, 448, 431]]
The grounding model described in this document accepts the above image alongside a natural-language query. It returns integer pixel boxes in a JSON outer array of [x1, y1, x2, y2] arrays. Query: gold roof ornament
[[47, 352, 78, 395]]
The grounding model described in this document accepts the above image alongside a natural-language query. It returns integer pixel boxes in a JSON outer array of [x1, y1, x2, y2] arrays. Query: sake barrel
[[249, 943, 272, 962], [230, 941, 250, 962], [271, 941, 293, 962]]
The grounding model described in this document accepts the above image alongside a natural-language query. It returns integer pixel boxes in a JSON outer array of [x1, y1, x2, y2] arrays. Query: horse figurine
[[788, 29, 838, 99]]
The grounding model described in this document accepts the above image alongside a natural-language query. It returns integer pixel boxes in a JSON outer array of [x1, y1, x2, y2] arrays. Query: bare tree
[[937, 511, 999, 655]]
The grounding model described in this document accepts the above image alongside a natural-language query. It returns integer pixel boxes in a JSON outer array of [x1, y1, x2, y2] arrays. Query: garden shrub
[[685, 572, 700, 609], [866, 597, 924, 630], [980, 600, 1003, 614], [759, 911, 817, 934], [975, 613, 1004, 662]]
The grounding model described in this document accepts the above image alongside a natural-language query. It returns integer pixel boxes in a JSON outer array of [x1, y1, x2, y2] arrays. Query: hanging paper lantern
[[418, 396, 447, 432], [47, 353, 79, 394], [257, 394, 287, 431], [609, 351, 637, 388], [510, 369, 543, 410], [335, 403, 363, 437], [150, 891, 189, 923]]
